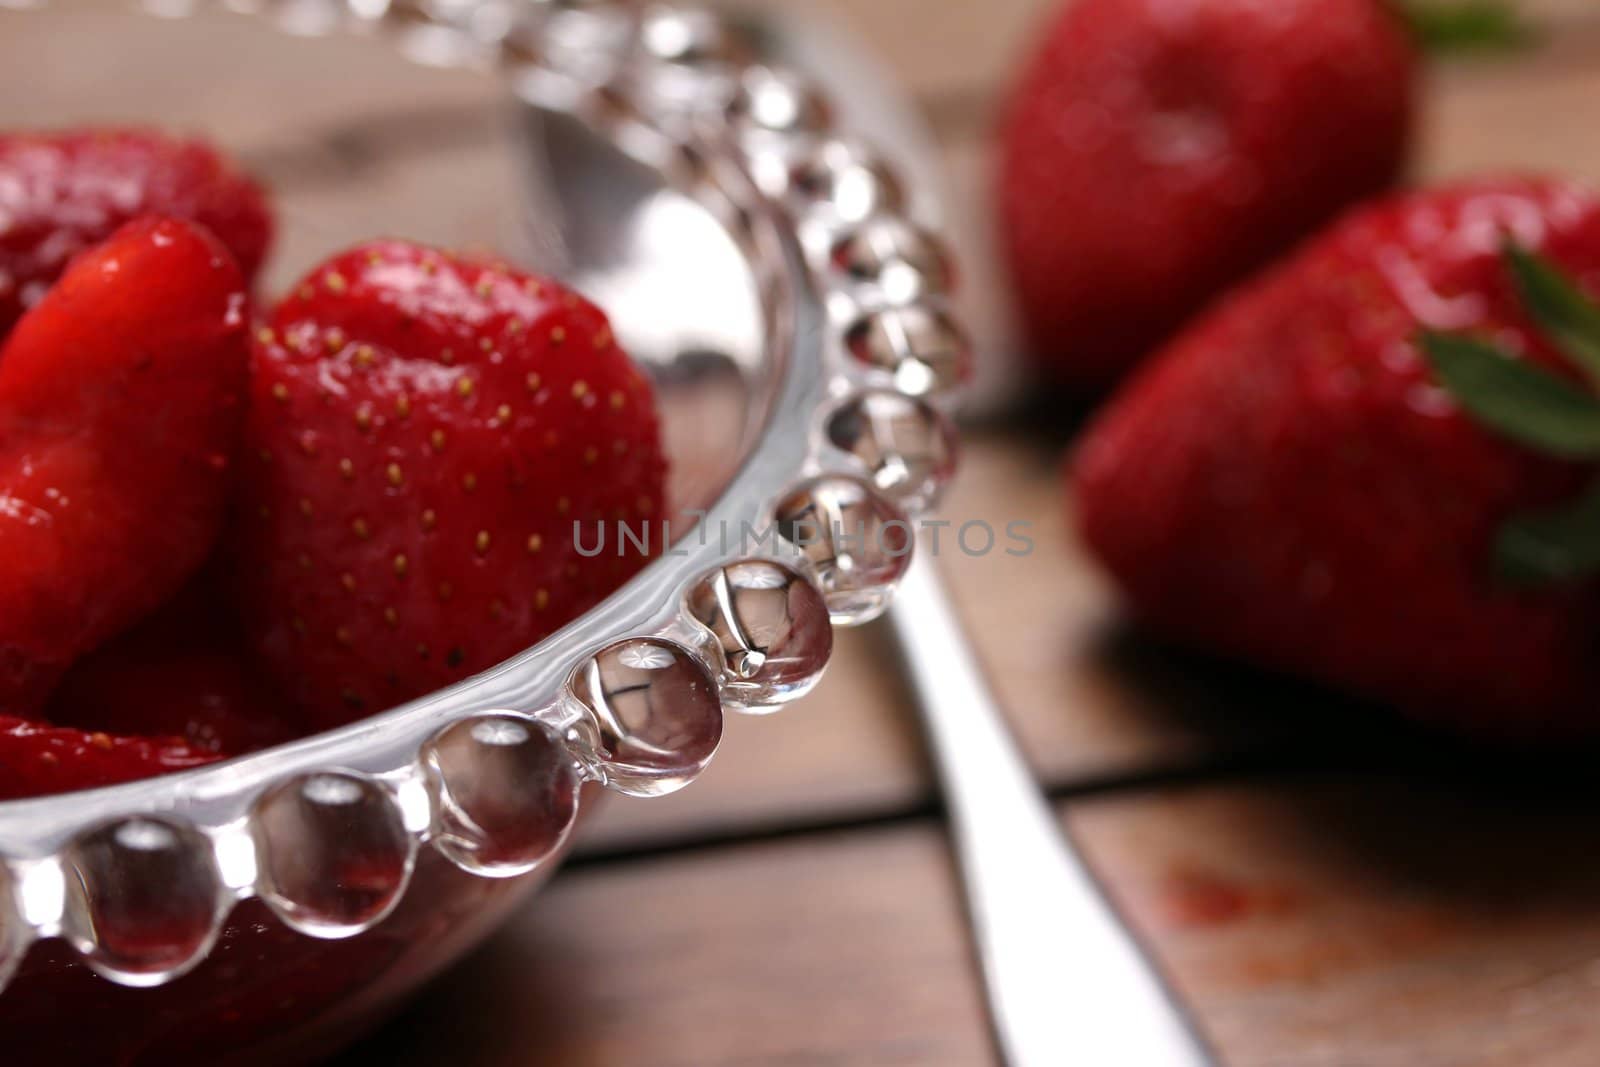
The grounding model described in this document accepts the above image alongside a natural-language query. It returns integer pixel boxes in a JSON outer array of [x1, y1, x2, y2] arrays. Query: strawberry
[[1073, 177, 1600, 738], [0, 216, 251, 710], [0, 717, 219, 801], [0, 128, 272, 338], [998, 0, 1415, 388], [234, 240, 667, 726], [47, 581, 304, 756]]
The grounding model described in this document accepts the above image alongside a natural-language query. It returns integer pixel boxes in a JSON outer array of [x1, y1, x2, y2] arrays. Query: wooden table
[[8, 2, 1600, 1063]]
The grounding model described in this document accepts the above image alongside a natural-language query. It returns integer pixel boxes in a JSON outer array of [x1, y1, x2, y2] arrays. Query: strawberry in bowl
[[236, 240, 666, 727], [0, 213, 252, 724], [0, 123, 674, 1065], [0, 129, 667, 791]]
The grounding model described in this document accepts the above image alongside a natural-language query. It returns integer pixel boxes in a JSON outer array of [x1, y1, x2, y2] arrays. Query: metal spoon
[[736, 11, 1218, 1064], [890, 547, 1214, 1066]]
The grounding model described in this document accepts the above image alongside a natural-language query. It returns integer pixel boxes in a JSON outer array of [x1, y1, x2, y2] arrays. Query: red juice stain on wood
[[1162, 864, 1302, 928]]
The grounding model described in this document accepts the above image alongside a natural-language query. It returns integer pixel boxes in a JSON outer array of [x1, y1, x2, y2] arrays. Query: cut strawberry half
[[233, 240, 668, 726], [0, 216, 252, 712]]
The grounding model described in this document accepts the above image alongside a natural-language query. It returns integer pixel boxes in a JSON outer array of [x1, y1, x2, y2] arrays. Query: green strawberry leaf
[[1400, 1, 1533, 54], [1496, 479, 1600, 585], [1503, 244, 1600, 384], [1425, 249, 1600, 587], [1420, 330, 1600, 457]]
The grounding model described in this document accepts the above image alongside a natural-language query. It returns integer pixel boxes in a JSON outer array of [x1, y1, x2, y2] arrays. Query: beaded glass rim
[[0, 0, 970, 990]]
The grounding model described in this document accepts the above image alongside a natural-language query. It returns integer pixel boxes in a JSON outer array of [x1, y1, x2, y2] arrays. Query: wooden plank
[[1422, 42, 1600, 182], [341, 822, 999, 1067], [0, 8, 498, 141], [347, 775, 1600, 1066], [1074, 778, 1600, 1067]]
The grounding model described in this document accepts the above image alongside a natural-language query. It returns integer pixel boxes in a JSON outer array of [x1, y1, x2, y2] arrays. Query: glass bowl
[[0, 1, 968, 1062]]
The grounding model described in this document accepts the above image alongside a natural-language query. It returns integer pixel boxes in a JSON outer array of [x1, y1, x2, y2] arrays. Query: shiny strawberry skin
[[235, 240, 667, 726], [0, 217, 251, 711], [0, 128, 272, 338], [999, 0, 1415, 388], [1074, 178, 1600, 737], [0, 717, 219, 801]]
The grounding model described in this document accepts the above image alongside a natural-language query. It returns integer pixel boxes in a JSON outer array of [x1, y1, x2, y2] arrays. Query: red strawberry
[[47, 581, 304, 756], [999, 0, 1415, 388], [0, 216, 251, 710], [234, 240, 667, 726], [0, 128, 272, 338], [1073, 177, 1600, 738], [0, 717, 219, 801]]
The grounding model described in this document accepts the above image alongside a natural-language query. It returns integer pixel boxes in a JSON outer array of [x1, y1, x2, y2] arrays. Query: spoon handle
[[886, 547, 1216, 1067]]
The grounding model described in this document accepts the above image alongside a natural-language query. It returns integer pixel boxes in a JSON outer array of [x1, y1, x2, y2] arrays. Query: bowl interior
[[0, 5, 783, 824], [0, 4, 771, 526]]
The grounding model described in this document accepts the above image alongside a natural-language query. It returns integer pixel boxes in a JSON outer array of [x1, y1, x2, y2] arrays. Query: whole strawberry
[[999, 0, 1415, 388], [1074, 177, 1600, 738], [235, 240, 666, 726], [0, 216, 251, 711], [0, 128, 273, 337]]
